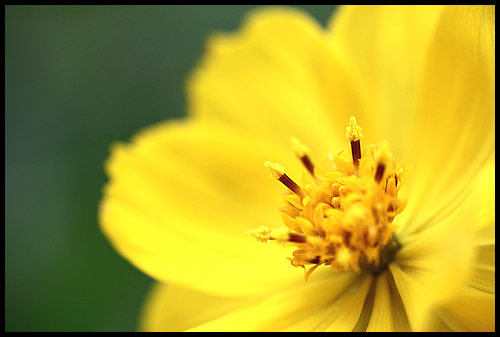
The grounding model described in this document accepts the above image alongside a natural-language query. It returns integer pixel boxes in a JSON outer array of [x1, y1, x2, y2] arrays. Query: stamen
[[345, 116, 364, 142], [375, 141, 393, 184], [250, 117, 410, 278], [345, 116, 363, 175], [350, 140, 361, 175], [374, 164, 385, 183], [288, 232, 307, 243], [245, 226, 307, 244], [291, 137, 315, 176], [264, 161, 306, 198]]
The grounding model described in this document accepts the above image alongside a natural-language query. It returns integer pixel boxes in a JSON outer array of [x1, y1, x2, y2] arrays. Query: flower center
[[246, 116, 412, 278]]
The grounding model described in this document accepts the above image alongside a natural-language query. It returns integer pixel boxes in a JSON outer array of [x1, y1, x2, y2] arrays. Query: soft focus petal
[[432, 287, 495, 331], [399, 152, 495, 245], [191, 270, 368, 332], [366, 270, 410, 331], [193, 272, 369, 332], [391, 158, 494, 330], [390, 192, 476, 331], [470, 222, 495, 294], [380, 133, 495, 332], [100, 118, 302, 296], [402, 5, 495, 235], [140, 283, 254, 332], [328, 5, 445, 157], [426, 157, 495, 331], [141, 269, 366, 331], [463, 157, 495, 295], [468, 156, 495, 232], [188, 7, 368, 159]]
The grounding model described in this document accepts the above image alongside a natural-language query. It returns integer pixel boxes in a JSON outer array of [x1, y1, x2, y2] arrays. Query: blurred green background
[[5, 5, 338, 331]]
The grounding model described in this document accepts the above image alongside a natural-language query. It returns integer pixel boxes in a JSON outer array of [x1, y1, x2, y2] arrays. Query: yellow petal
[[403, 6, 495, 231], [366, 270, 410, 331], [328, 6, 445, 154], [191, 271, 369, 332], [452, 157, 495, 295], [390, 198, 476, 331], [470, 222, 495, 295], [188, 7, 366, 156], [468, 156, 495, 232], [394, 155, 494, 331], [140, 283, 255, 332], [462, 157, 495, 295], [141, 268, 371, 331], [432, 286, 495, 332], [398, 151, 495, 242], [100, 118, 302, 296]]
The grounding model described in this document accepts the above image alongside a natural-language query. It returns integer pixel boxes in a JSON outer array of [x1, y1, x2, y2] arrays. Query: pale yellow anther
[[264, 161, 285, 179], [245, 225, 271, 243], [346, 116, 364, 142], [290, 137, 310, 158]]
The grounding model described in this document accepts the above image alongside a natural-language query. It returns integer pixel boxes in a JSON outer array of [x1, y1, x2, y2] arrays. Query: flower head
[[100, 5, 495, 331], [247, 118, 412, 277]]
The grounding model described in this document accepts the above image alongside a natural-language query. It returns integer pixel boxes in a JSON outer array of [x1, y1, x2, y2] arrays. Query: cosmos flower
[[99, 5, 495, 331]]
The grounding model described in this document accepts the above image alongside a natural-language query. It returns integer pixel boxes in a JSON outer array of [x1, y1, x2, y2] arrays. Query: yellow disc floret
[[247, 116, 412, 277]]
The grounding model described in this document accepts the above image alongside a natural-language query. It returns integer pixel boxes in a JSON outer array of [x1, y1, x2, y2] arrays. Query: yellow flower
[[99, 5, 495, 331]]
